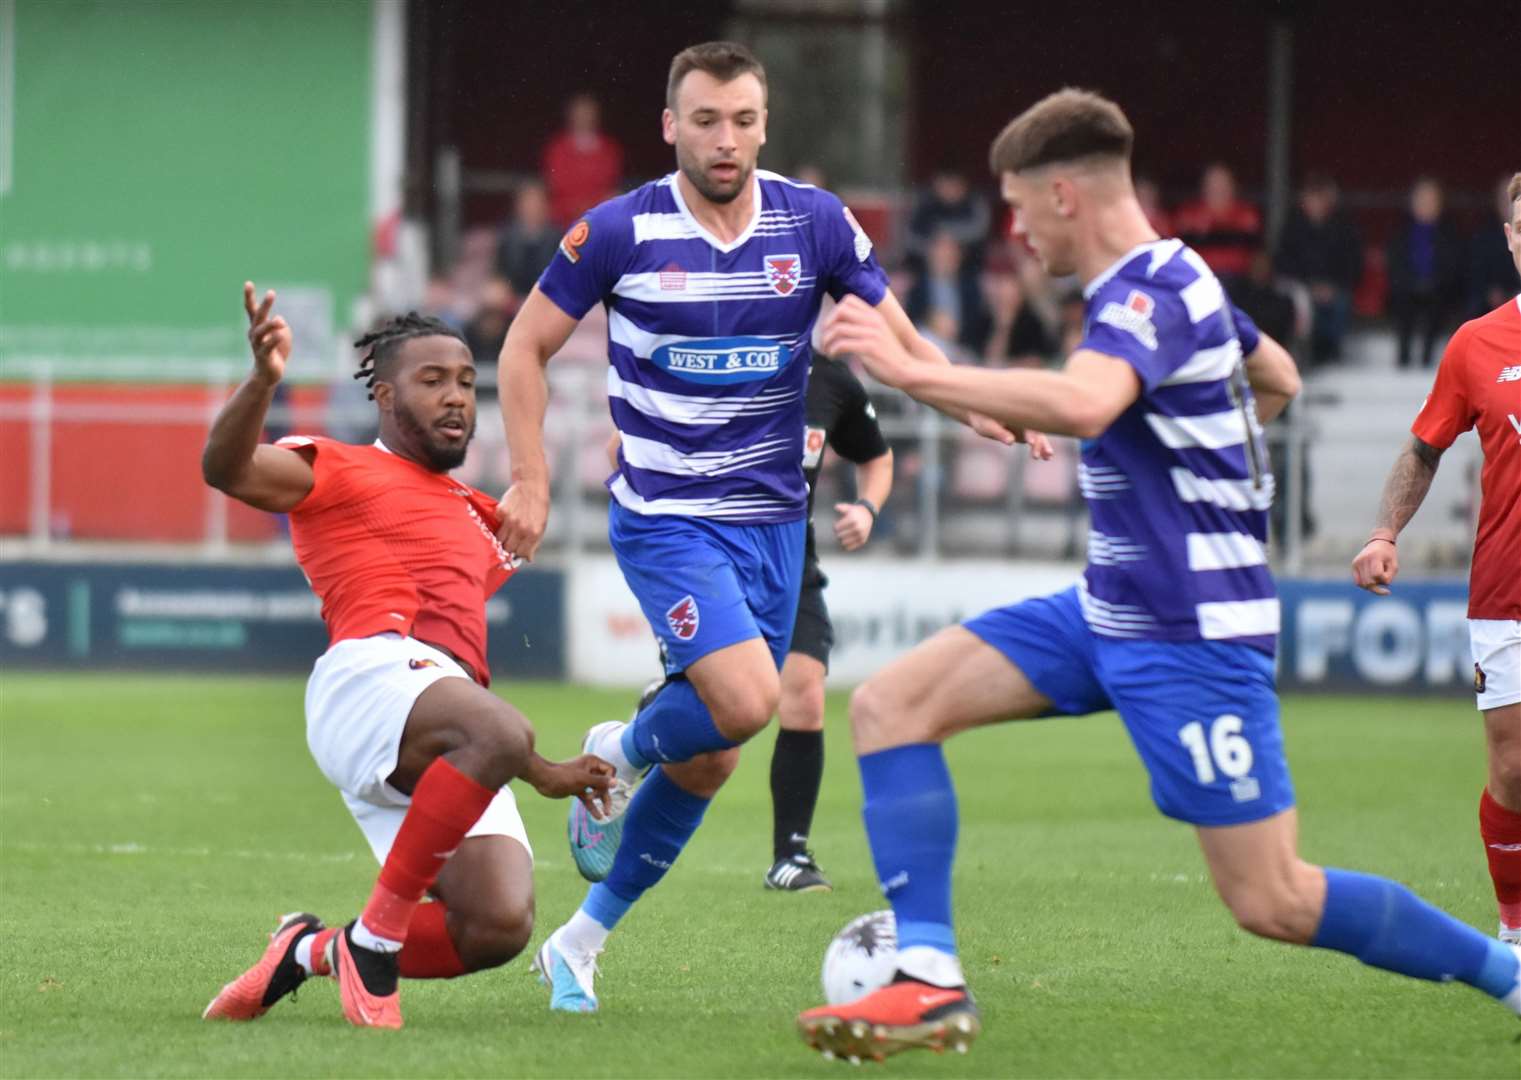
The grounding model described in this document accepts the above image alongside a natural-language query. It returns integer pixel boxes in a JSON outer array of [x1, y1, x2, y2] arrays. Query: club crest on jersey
[[666, 595, 700, 641], [764, 254, 802, 296], [559, 220, 590, 264], [1476, 663, 1488, 694], [659, 261, 687, 291], [409, 658, 441, 671]]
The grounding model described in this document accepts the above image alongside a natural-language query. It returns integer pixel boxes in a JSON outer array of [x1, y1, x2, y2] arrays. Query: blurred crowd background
[[2, 0, 1515, 575]]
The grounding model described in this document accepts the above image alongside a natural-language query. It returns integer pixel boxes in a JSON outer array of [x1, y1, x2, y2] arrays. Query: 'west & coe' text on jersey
[[536, 171, 889, 524], [1077, 239, 1278, 654]]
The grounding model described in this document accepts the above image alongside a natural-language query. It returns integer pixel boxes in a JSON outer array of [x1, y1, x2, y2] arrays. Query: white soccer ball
[[821, 910, 897, 1005]]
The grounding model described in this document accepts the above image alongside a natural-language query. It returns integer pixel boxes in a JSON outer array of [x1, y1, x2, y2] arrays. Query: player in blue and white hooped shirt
[[796, 88, 1521, 1062], [495, 42, 1033, 1014]]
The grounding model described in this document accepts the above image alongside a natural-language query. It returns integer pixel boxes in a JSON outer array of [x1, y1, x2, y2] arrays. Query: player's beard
[[394, 398, 473, 472], [676, 142, 751, 206]]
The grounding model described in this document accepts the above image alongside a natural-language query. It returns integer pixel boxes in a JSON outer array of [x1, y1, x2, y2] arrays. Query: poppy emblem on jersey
[[1476, 663, 1488, 694], [764, 254, 802, 296], [666, 595, 700, 641], [559, 220, 590, 264], [1126, 290, 1154, 316], [659, 262, 687, 291], [409, 658, 441, 671]]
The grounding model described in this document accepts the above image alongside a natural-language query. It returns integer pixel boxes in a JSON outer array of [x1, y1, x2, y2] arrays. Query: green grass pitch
[[1, 673, 1516, 1078]]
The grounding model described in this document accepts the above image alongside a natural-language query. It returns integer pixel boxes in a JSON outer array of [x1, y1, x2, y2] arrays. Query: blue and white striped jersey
[[1077, 239, 1279, 653], [537, 171, 889, 524]]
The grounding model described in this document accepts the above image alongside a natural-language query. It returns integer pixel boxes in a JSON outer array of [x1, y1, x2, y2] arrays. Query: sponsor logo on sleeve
[[559, 220, 590, 263], [764, 253, 802, 296], [842, 206, 872, 262], [802, 426, 827, 467], [665, 595, 700, 641], [1095, 289, 1159, 350]]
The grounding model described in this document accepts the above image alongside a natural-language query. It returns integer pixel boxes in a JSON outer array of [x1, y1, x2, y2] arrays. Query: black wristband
[[854, 498, 879, 521]]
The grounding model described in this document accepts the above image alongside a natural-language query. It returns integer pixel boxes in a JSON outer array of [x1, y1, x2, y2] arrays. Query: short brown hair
[[666, 41, 767, 110], [989, 88, 1133, 176], [1509, 172, 1521, 207]]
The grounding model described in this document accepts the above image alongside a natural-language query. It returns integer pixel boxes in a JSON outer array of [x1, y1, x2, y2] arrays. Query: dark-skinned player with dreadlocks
[[200, 283, 615, 1029]]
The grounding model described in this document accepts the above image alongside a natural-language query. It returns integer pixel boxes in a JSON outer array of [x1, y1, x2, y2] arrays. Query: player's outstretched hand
[[524, 753, 616, 817], [832, 501, 874, 551], [1351, 538, 1399, 596], [822, 295, 915, 389], [496, 481, 549, 562], [243, 281, 291, 385]]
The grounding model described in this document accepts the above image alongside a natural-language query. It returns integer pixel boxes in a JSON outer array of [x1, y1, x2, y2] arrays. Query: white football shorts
[[1470, 619, 1521, 711], [304, 632, 532, 864]]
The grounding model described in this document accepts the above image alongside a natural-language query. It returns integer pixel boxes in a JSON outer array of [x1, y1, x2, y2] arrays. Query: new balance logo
[[1497, 365, 1521, 383], [1488, 842, 1521, 852]]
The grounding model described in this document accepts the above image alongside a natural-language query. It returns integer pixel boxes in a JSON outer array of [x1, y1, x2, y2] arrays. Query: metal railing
[[0, 362, 1481, 575]]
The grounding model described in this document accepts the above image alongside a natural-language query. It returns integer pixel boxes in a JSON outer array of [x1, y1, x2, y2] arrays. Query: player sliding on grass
[[1353, 171, 1521, 943], [495, 41, 1039, 1013], [796, 90, 1521, 1062], [200, 284, 614, 1029]]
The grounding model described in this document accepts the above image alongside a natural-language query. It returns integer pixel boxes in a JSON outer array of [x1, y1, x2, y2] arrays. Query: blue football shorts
[[964, 586, 1295, 827], [609, 503, 805, 675]]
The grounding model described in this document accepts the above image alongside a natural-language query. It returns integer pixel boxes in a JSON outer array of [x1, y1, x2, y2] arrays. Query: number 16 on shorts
[[1179, 715, 1260, 804]]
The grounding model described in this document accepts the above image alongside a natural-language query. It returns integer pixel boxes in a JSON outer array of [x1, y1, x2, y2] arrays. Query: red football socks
[[397, 902, 469, 979], [1479, 788, 1521, 929], [359, 758, 496, 944]]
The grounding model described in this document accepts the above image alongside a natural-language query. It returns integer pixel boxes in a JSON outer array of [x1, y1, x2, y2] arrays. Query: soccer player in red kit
[[200, 284, 613, 1028], [1353, 172, 1521, 941]]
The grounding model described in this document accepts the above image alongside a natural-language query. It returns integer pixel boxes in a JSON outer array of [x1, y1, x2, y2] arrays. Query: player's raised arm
[[201, 282, 316, 512], [1241, 330, 1301, 423], [496, 286, 581, 560], [870, 291, 1052, 456], [824, 295, 1136, 441]]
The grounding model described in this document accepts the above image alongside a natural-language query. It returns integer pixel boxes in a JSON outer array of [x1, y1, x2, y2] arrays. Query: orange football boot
[[334, 922, 402, 1029], [797, 979, 980, 1063], [202, 912, 324, 1021]]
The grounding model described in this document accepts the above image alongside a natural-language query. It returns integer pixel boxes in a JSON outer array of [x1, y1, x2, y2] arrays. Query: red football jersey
[[275, 437, 517, 684], [1410, 296, 1521, 619]]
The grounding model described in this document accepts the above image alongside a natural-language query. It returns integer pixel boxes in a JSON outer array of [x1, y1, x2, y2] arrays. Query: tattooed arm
[[1350, 435, 1445, 595]]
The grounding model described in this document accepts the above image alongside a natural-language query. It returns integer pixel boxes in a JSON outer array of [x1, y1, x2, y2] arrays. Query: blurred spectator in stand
[[1387, 177, 1463, 368], [905, 231, 991, 355], [904, 169, 991, 278], [1467, 173, 1521, 319], [792, 162, 827, 188], [421, 274, 469, 333], [464, 277, 517, 381], [1274, 172, 1363, 367], [1135, 176, 1172, 237], [983, 271, 1058, 364], [1174, 163, 1262, 287], [496, 180, 562, 298], [541, 93, 624, 227]]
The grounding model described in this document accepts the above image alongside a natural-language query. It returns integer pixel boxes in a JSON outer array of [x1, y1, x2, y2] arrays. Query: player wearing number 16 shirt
[[795, 91, 1521, 1062], [493, 42, 1035, 1014]]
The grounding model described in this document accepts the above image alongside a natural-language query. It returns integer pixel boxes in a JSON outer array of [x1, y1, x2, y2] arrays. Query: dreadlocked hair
[[352, 312, 467, 399]]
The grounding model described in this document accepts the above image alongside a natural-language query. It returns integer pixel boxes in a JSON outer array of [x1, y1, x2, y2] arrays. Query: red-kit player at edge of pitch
[[1353, 171, 1521, 942], [199, 283, 614, 1029]]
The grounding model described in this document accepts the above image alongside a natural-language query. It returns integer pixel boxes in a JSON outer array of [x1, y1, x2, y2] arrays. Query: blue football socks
[[1313, 867, 1519, 998], [859, 743, 960, 956], [621, 678, 738, 769], [582, 767, 712, 930]]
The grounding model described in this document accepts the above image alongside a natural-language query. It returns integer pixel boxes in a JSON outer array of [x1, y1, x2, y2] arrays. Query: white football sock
[[351, 918, 403, 955], [591, 722, 641, 786], [559, 908, 611, 957], [295, 933, 317, 975], [894, 946, 966, 989]]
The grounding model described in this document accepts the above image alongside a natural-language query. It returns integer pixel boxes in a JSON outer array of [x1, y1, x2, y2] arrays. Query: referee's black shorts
[[786, 568, 835, 670]]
